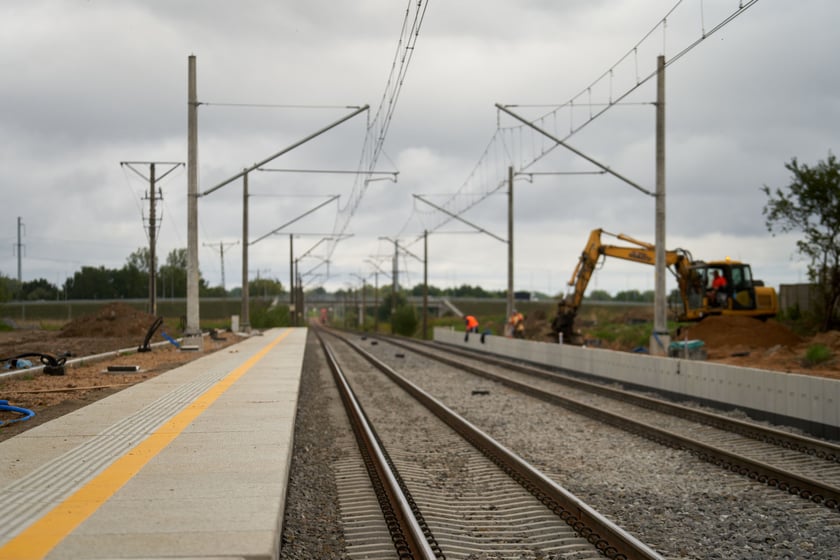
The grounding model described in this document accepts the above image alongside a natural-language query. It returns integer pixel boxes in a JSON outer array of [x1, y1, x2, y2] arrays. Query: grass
[[802, 344, 833, 367], [588, 322, 664, 349]]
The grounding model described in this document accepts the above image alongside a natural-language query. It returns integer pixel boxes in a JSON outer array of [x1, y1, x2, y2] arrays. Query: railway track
[[315, 329, 664, 559], [318, 330, 840, 558], [373, 334, 840, 510]]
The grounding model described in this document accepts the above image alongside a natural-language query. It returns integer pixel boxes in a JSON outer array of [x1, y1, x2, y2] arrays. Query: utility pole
[[204, 240, 239, 293], [423, 230, 428, 340], [241, 171, 250, 332], [289, 234, 295, 326], [121, 161, 183, 316], [507, 166, 514, 321], [351, 273, 368, 330], [651, 54, 670, 356], [15, 217, 24, 296], [374, 272, 379, 333], [185, 54, 202, 350], [360, 278, 366, 329], [147, 164, 158, 315], [392, 240, 398, 334]]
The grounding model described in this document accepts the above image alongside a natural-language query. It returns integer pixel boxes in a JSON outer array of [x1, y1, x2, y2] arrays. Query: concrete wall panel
[[434, 327, 839, 436]]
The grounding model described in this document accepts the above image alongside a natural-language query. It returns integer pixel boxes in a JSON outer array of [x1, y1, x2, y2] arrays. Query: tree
[[126, 247, 153, 274], [158, 249, 189, 298], [249, 277, 285, 298], [762, 152, 840, 330], [587, 289, 613, 301], [614, 289, 645, 302], [65, 266, 116, 299], [391, 305, 419, 336], [0, 273, 17, 302], [21, 278, 60, 301]]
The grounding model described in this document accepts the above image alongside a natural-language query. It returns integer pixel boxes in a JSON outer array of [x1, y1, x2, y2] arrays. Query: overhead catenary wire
[[391, 0, 762, 243], [327, 0, 431, 266], [198, 102, 363, 110]]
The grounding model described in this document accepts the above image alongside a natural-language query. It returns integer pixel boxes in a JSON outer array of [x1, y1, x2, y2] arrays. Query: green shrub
[[803, 343, 832, 367], [392, 305, 419, 337], [250, 304, 290, 329]]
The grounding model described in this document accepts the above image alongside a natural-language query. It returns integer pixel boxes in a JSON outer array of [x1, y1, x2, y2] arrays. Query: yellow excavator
[[551, 228, 779, 344]]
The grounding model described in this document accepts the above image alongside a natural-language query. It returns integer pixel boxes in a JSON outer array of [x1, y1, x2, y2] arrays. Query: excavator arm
[[551, 229, 690, 343]]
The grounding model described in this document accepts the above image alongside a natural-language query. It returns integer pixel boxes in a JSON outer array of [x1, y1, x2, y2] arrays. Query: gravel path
[[279, 334, 350, 559]]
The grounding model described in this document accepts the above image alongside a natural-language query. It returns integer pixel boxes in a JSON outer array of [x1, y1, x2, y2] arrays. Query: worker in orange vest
[[464, 315, 479, 341], [509, 310, 525, 339]]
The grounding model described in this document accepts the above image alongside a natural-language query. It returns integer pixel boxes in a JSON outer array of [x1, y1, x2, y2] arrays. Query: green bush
[[803, 343, 832, 367], [392, 305, 419, 337], [249, 304, 290, 329]]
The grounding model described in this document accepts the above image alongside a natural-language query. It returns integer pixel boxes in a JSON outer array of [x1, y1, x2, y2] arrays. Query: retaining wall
[[434, 327, 840, 440]]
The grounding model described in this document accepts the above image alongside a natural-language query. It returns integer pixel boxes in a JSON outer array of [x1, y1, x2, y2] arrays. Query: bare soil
[[680, 315, 840, 379], [3, 303, 839, 442], [1, 302, 238, 442], [527, 308, 840, 380]]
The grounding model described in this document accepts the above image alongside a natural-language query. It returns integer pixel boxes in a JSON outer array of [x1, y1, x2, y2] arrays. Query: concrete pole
[[295, 260, 302, 325], [241, 171, 250, 332], [423, 230, 428, 340], [16, 217, 22, 292], [289, 234, 295, 326], [219, 242, 226, 292], [360, 279, 366, 329], [374, 271, 379, 333], [651, 54, 671, 356], [391, 241, 398, 334], [184, 55, 203, 349], [507, 165, 515, 322], [148, 163, 157, 316]]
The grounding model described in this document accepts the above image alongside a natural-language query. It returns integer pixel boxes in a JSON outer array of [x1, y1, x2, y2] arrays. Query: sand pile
[[59, 302, 159, 338], [680, 315, 802, 349]]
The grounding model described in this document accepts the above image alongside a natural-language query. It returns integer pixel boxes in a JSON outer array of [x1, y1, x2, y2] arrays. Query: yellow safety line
[[0, 329, 292, 560]]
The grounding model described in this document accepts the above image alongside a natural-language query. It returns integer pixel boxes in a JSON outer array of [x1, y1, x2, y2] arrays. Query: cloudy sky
[[1, 0, 837, 299]]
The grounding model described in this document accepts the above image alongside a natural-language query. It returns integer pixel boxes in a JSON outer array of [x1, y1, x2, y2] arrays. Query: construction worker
[[708, 270, 727, 307], [464, 315, 479, 342], [507, 309, 524, 338]]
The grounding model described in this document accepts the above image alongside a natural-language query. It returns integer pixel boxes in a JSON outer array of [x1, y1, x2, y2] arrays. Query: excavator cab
[[685, 260, 774, 319]]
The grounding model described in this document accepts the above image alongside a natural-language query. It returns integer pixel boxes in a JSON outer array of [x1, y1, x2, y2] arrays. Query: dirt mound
[[59, 303, 159, 338], [680, 315, 802, 350], [809, 330, 840, 352]]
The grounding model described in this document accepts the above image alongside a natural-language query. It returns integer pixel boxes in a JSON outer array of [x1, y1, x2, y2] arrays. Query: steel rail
[[315, 332, 439, 560], [324, 328, 664, 560], [376, 335, 840, 510]]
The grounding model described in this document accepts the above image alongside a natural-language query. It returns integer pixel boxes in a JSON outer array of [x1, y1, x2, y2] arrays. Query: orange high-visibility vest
[[465, 315, 478, 330]]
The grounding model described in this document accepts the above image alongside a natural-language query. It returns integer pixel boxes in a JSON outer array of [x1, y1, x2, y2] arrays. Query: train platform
[[0, 327, 307, 560]]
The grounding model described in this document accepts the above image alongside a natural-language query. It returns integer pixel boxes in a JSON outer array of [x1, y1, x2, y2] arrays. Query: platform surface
[[0, 327, 307, 560]]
